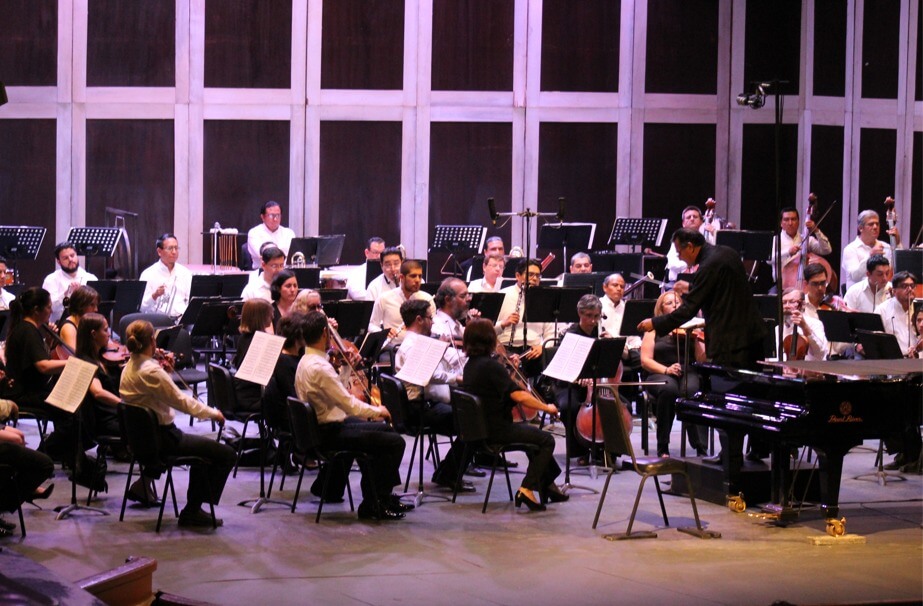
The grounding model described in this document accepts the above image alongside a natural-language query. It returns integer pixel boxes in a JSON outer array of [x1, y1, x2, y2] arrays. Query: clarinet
[[508, 285, 523, 348]]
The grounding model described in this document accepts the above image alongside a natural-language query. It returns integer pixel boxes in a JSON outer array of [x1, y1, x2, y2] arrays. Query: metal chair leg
[[592, 468, 616, 529]]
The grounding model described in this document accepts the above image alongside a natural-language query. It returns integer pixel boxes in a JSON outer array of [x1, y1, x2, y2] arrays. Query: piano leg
[[765, 442, 799, 524], [719, 430, 745, 497], [814, 445, 853, 520]]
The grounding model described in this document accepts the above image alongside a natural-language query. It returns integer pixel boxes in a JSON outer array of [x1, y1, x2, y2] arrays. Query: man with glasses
[[876, 271, 919, 355], [842, 210, 900, 291], [246, 201, 295, 269], [468, 253, 505, 293], [430, 277, 473, 349], [140, 233, 192, 317], [241, 246, 286, 301], [365, 246, 404, 302]]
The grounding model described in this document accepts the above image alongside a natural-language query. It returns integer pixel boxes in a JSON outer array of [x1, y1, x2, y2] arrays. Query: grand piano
[[676, 358, 923, 521]]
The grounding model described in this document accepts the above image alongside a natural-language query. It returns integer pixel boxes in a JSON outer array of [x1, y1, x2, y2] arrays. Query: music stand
[[753, 294, 779, 320], [190, 274, 249, 298], [562, 272, 607, 297], [525, 287, 587, 338], [715, 230, 774, 261], [358, 329, 390, 366], [855, 330, 904, 360], [190, 301, 240, 360], [364, 261, 383, 288], [608, 218, 667, 251], [579, 338, 626, 473], [289, 267, 321, 289], [0, 226, 47, 281], [538, 223, 596, 268], [895, 249, 923, 278], [317, 288, 347, 303], [469, 292, 505, 323], [621, 300, 657, 337], [419, 282, 439, 296], [324, 300, 373, 340], [817, 310, 885, 343], [288, 236, 346, 267], [180, 296, 220, 327], [431, 225, 486, 278]]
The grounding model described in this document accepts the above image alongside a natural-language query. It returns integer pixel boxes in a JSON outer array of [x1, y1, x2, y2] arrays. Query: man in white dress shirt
[[665, 205, 720, 281], [246, 201, 296, 269], [841, 210, 900, 291], [42, 242, 98, 321], [346, 237, 385, 300], [0, 256, 15, 311], [467, 253, 505, 293], [876, 271, 917, 355], [599, 273, 642, 352], [365, 246, 403, 302], [139, 233, 192, 318], [241, 246, 286, 301], [772, 207, 832, 280], [843, 254, 892, 313], [495, 258, 555, 377], [368, 259, 434, 344], [780, 288, 827, 361], [430, 277, 472, 350]]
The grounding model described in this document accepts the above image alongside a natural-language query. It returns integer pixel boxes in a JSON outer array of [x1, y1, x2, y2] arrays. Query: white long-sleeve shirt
[[876, 297, 913, 353], [294, 347, 382, 425], [494, 284, 556, 348], [246, 223, 295, 269], [841, 237, 893, 291], [42, 267, 98, 321], [139, 260, 192, 316], [120, 355, 220, 426]]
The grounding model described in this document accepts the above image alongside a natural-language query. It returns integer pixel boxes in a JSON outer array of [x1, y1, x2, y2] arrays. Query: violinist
[[909, 307, 923, 359], [394, 299, 472, 492], [57, 285, 100, 354], [232, 299, 275, 414], [553, 294, 606, 464], [803, 263, 852, 359], [294, 311, 408, 521], [461, 318, 565, 511], [0, 256, 15, 311], [120, 320, 235, 527], [431, 277, 473, 349], [270, 269, 299, 329], [773, 206, 832, 282], [640, 290, 708, 458], [844, 255, 892, 313], [876, 272, 918, 356], [780, 288, 827, 361]]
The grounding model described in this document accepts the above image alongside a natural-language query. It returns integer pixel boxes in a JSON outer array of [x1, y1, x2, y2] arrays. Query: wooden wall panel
[[740, 123, 799, 232], [432, 0, 514, 91], [203, 120, 291, 261], [86, 120, 175, 275], [645, 0, 718, 95], [0, 120, 57, 288], [319, 121, 402, 264], [809, 124, 845, 281], [861, 0, 900, 99], [744, 0, 801, 95], [321, 0, 404, 90], [87, 0, 175, 87], [911, 132, 922, 252], [204, 0, 292, 89], [429, 122, 513, 274], [813, 0, 847, 97], [0, 0, 57, 86], [540, 0, 620, 93], [643, 123, 717, 251], [537, 122, 618, 274], [857, 128, 897, 222]]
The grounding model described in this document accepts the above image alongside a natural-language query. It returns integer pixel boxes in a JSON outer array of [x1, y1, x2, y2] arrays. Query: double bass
[[780, 193, 838, 294]]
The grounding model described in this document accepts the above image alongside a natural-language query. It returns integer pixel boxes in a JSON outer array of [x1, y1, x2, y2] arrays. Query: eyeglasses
[[162, 246, 180, 252], [267, 263, 285, 270], [265, 213, 282, 219], [896, 282, 916, 290], [807, 280, 827, 288]]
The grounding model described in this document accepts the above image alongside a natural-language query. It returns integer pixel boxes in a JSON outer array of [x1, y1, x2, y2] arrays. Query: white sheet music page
[[395, 332, 450, 387], [45, 356, 97, 414], [235, 330, 286, 386], [542, 332, 594, 383]]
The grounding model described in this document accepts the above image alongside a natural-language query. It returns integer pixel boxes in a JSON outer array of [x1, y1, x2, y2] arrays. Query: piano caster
[[825, 517, 847, 537], [726, 493, 746, 513]]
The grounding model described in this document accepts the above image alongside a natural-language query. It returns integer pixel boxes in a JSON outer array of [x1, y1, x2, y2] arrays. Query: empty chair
[[592, 391, 719, 540], [207, 363, 261, 477]]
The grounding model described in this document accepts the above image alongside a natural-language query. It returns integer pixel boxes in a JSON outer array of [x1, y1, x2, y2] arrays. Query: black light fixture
[[736, 82, 767, 109], [0, 82, 7, 106]]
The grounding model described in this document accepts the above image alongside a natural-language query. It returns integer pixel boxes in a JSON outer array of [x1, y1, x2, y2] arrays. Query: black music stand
[[538, 223, 595, 268], [288, 236, 346, 267], [190, 301, 240, 361], [469, 292, 505, 323], [67, 227, 122, 276], [562, 272, 607, 297], [289, 267, 321, 289], [0, 226, 47, 281], [419, 282, 439, 296], [364, 261, 383, 288], [621, 300, 657, 338], [358, 329, 389, 365], [895, 249, 923, 277], [324, 300, 374, 340], [753, 294, 779, 320], [180, 296, 220, 327], [191, 274, 250, 299], [817, 310, 884, 343], [578, 338, 626, 474], [525, 287, 586, 338], [431, 225, 486, 278], [608, 218, 668, 251], [855, 330, 904, 360], [716, 230, 774, 261]]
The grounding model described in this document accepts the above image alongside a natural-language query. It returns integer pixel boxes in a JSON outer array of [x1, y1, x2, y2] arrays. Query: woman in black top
[[232, 299, 274, 414], [4, 288, 67, 411], [461, 318, 564, 511], [58, 285, 99, 355], [75, 312, 122, 440], [270, 270, 299, 331], [640, 290, 706, 457]]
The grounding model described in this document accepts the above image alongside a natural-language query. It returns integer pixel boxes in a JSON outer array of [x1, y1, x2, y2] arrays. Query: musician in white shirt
[[241, 246, 286, 302], [771, 207, 832, 280], [841, 210, 899, 291], [599, 273, 642, 353], [876, 271, 917, 355], [365, 246, 403, 302], [0, 256, 15, 311], [246, 201, 295, 269], [346, 237, 385, 300], [843, 254, 892, 313], [368, 259, 434, 344], [495, 258, 555, 376], [665, 205, 719, 281], [42, 242, 98, 321], [139, 234, 192, 317], [467, 253, 505, 293]]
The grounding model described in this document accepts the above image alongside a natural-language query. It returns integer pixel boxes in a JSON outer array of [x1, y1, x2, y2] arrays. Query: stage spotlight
[[736, 83, 766, 109]]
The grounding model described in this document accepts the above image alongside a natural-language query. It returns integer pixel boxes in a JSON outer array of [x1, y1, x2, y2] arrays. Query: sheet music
[[680, 317, 705, 330], [542, 332, 594, 383], [45, 357, 97, 414], [395, 332, 450, 387], [235, 330, 286, 386]]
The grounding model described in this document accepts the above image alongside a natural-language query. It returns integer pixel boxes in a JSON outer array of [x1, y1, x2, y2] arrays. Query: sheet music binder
[[608, 218, 667, 248], [66, 227, 122, 257]]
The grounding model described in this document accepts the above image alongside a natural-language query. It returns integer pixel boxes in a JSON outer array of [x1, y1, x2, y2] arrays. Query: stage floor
[[4, 406, 922, 606]]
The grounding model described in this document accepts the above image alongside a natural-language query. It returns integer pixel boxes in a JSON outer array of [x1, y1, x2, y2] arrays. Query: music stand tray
[[469, 292, 505, 324], [0, 226, 47, 260], [715, 230, 774, 261], [621, 299, 657, 337], [608, 218, 667, 248], [66, 227, 122, 258], [324, 300, 373, 340]]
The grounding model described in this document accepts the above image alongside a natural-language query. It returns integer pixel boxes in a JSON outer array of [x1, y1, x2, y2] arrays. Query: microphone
[[556, 197, 565, 222], [487, 198, 498, 225]]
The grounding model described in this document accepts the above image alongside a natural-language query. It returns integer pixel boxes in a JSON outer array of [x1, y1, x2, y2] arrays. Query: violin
[[818, 294, 854, 313], [102, 343, 130, 367], [495, 342, 547, 423], [41, 324, 75, 361], [327, 318, 381, 407]]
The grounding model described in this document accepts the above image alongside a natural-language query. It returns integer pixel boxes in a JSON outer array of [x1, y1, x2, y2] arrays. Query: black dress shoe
[[178, 508, 223, 528], [384, 495, 415, 512], [357, 501, 404, 521], [464, 464, 487, 478], [514, 489, 546, 512], [702, 453, 723, 465], [436, 478, 475, 492]]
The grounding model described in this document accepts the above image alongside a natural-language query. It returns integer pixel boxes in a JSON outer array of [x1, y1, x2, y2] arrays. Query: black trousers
[[313, 419, 405, 503], [157, 424, 235, 509], [0, 443, 54, 512], [409, 401, 470, 486], [488, 422, 560, 491], [645, 372, 707, 456]]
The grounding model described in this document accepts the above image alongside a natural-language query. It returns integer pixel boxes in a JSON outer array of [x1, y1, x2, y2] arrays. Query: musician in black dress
[[640, 290, 707, 458], [74, 313, 123, 445], [461, 318, 564, 511], [233, 298, 274, 414]]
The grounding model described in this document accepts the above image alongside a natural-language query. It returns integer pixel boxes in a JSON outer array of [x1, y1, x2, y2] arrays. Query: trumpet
[[290, 251, 307, 268], [153, 278, 177, 316]]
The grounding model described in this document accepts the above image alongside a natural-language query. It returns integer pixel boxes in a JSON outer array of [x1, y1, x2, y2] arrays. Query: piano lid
[[760, 358, 923, 380]]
